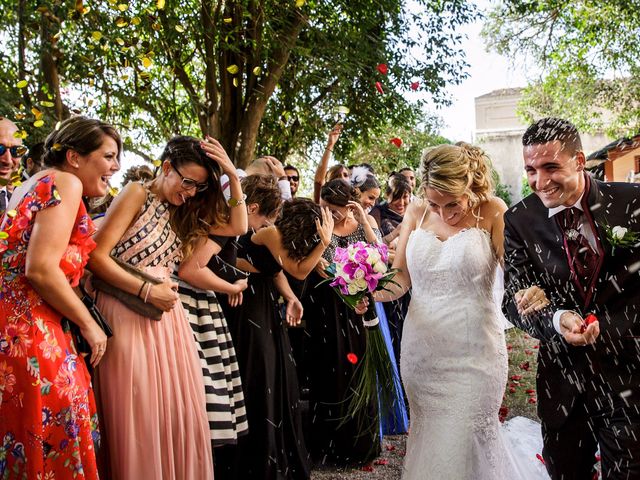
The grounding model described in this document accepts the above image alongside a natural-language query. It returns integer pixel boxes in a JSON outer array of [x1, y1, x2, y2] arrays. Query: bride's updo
[[419, 142, 493, 208]]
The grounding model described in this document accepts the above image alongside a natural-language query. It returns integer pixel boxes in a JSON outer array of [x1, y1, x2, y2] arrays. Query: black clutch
[[62, 282, 113, 356], [208, 254, 249, 283]]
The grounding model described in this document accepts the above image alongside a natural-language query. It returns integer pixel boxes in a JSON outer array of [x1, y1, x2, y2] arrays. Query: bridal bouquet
[[320, 242, 401, 429]]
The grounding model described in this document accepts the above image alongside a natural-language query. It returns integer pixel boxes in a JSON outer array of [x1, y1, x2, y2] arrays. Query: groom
[[503, 117, 640, 479]]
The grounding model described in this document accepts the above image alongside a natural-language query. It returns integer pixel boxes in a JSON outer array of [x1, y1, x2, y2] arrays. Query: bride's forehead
[[424, 187, 463, 205]]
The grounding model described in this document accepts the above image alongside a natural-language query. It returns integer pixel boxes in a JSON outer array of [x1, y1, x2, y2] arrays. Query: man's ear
[[574, 151, 586, 171]]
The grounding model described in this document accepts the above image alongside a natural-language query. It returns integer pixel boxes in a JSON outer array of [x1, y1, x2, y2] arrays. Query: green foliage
[[483, 0, 640, 138], [0, 0, 477, 167], [347, 119, 449, 177], [492, 168, 513, 206]]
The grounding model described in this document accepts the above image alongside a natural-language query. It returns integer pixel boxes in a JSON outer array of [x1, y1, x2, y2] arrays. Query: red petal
[[374, 459, 389, 465], [377, 63, 388, 75], [385, 445, 396, 451], [585, 313, 598, 325], [536, 453, 545, 465], [528, 397, 537, 404], [520, 361, 530, 371], [361, 465, 374, 472], [509, 387, 516, 393], [346, 353, 358, 364], [375, 81, 384, 94], [510, 375, 522, 381], [526, 389, 536, 394], [389, 137, 403, 148], [410, 81, 419, 91]]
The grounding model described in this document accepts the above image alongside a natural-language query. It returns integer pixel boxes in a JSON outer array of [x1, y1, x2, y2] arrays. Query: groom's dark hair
[[522, 117, 583, 155]]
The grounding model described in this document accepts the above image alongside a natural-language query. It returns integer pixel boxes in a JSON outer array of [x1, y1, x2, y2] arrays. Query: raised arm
[[201, 136, 248, 237], [88, 182, 179, 312], [178, 236, 248, 295], [25, 172, 107, 366], [255, 206, 334, 280], [313, 123, 343, 203]]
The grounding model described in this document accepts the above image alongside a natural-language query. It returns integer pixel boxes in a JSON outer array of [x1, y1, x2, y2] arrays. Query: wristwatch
[[228, 194, 247, 208]]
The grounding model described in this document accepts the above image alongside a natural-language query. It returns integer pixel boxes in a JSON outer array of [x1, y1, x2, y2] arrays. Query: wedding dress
[[400, 226, 549, 479]]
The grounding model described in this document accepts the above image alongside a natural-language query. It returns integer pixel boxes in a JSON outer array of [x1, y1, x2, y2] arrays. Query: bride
[[377, 143, 549, 479]]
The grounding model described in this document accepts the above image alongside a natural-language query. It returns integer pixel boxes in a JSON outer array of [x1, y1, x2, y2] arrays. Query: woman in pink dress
[[0, 116, 121, 479], [89, 135, 243, 479]]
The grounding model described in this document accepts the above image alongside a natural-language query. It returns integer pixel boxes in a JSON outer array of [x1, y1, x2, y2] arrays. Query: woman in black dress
[[303, 179, 383, 466], [369, 174, 413, 369], [224, 199, 335, 479]]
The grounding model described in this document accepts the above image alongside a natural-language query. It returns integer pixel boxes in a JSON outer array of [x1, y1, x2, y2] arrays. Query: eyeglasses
[[170, 162, 209, 192], [287, 175, 299, 182], [0, 144, 28, 158]]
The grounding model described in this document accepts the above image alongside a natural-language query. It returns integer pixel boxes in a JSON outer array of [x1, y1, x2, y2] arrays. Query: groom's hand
[[559, 311, 600, 346]]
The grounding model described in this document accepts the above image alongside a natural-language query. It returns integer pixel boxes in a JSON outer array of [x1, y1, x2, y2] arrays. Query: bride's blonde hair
[[418, 142, 493, 208]]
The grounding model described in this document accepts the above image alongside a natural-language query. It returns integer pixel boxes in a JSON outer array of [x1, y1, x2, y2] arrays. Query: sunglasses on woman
[[0, 144, 28, 158], [170, 161, 209, 192]]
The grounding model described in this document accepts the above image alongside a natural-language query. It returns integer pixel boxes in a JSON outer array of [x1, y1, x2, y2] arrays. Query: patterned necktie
[[558, 207, 599, 296]]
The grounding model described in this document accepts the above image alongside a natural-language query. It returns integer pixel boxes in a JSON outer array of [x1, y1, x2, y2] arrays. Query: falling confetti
[[375, 81, 384, 94], [346, 353, 358, 364], [389, 137, 402, 148], [227, 64, 239, 74], [410, 81, 420, 91], [376, 63, 388, 75], [17, 80, 28, 89]]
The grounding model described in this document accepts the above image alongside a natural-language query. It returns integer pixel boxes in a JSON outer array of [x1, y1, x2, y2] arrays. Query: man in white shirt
[[503, 117, 640, 480]]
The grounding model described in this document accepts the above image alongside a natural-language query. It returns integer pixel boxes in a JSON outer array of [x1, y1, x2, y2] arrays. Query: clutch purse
[[208, 254, 249, 284], [62, 282, 113, 356], [91, 256, 164, 320]]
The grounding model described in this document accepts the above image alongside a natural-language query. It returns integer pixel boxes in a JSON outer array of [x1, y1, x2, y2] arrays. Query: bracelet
[[137, 281, 147, 299], [325, 147, 333, 152], [143, 283, 152, 303]]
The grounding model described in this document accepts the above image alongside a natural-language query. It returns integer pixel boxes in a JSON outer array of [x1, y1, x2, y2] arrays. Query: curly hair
[[241, 174, 282, 218], [327, 164, 349, 182], [320, 178, 358, 207], [43, 116, 122, 167], [163, 136, 227, 259], [121, 164, 154, 187], [275, 198, 322, 261], [419, 142, 493, 208]]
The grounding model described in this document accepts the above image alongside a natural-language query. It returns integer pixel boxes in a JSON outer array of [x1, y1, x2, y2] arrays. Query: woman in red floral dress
[[0, 117, 121, 479]]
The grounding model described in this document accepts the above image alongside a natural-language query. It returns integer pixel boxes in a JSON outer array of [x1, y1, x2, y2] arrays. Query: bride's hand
[[515, 285, 550, 315]]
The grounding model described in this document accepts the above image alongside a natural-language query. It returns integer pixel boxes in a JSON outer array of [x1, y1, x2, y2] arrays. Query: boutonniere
[[601, 224, 639, 254]]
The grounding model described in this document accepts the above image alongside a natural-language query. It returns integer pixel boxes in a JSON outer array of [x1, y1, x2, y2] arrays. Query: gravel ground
[[311, 435, 406, 480]]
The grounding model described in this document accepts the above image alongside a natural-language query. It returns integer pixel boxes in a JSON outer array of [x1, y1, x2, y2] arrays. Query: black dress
[[222, 233, 311, 480], [370, 203, 411, 369], [302, 225, 381, 465]]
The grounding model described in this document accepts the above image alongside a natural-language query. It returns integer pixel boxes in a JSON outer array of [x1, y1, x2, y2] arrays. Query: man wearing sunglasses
[[284, 165, 299, 197], [0, 117, 28, 214]]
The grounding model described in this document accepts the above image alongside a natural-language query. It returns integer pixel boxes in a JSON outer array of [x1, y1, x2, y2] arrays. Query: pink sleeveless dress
[[94, 188, 213, 480]]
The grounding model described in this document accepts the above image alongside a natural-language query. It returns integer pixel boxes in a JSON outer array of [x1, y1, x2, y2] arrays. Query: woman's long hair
[[164, 136, 227, 259]]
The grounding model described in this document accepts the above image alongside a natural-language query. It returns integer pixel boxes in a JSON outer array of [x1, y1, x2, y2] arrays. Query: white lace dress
[[401, 227, 549, 479]]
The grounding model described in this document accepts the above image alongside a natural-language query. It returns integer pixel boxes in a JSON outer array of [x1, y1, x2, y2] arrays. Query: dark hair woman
[[218, 198, 334, 478], [88, 135, 245, 480], [300, 179, 384, 465], [0, 116, 121, 479]]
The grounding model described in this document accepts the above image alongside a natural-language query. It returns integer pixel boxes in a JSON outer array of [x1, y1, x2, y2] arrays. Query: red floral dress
[[0, 174, 100, 480]]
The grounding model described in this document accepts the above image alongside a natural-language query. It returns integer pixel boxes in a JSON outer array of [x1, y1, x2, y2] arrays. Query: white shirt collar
[[547, 193, 585, 218]]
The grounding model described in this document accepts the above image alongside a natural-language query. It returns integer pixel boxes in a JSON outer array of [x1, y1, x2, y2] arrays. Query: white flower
[[353, 278, 367, 292], [367, 249, 381, 265], [347, 282, 361, 295], [353, 268, 365, 279], [612, 226, 628, 240], [373, 261, 387, 274]]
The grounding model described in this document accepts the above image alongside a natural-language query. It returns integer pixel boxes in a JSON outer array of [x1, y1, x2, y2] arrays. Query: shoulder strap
[[416, 200, 429, 229]]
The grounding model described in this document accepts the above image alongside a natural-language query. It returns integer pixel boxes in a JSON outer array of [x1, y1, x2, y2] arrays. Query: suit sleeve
[[502, 211, 562, 342]]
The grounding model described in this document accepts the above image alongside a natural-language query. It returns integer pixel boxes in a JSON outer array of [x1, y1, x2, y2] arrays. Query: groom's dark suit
[[503, 175, 640, 479]]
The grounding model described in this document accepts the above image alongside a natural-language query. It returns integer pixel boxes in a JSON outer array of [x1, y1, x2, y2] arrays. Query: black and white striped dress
[[176, 263, 248, 446]]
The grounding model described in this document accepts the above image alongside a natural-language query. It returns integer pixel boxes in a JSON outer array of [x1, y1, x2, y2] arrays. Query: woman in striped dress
[[177, 174, 283, 477]]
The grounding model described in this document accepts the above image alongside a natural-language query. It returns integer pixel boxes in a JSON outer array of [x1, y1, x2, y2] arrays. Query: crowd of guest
[[0, 115, 419, 480]]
